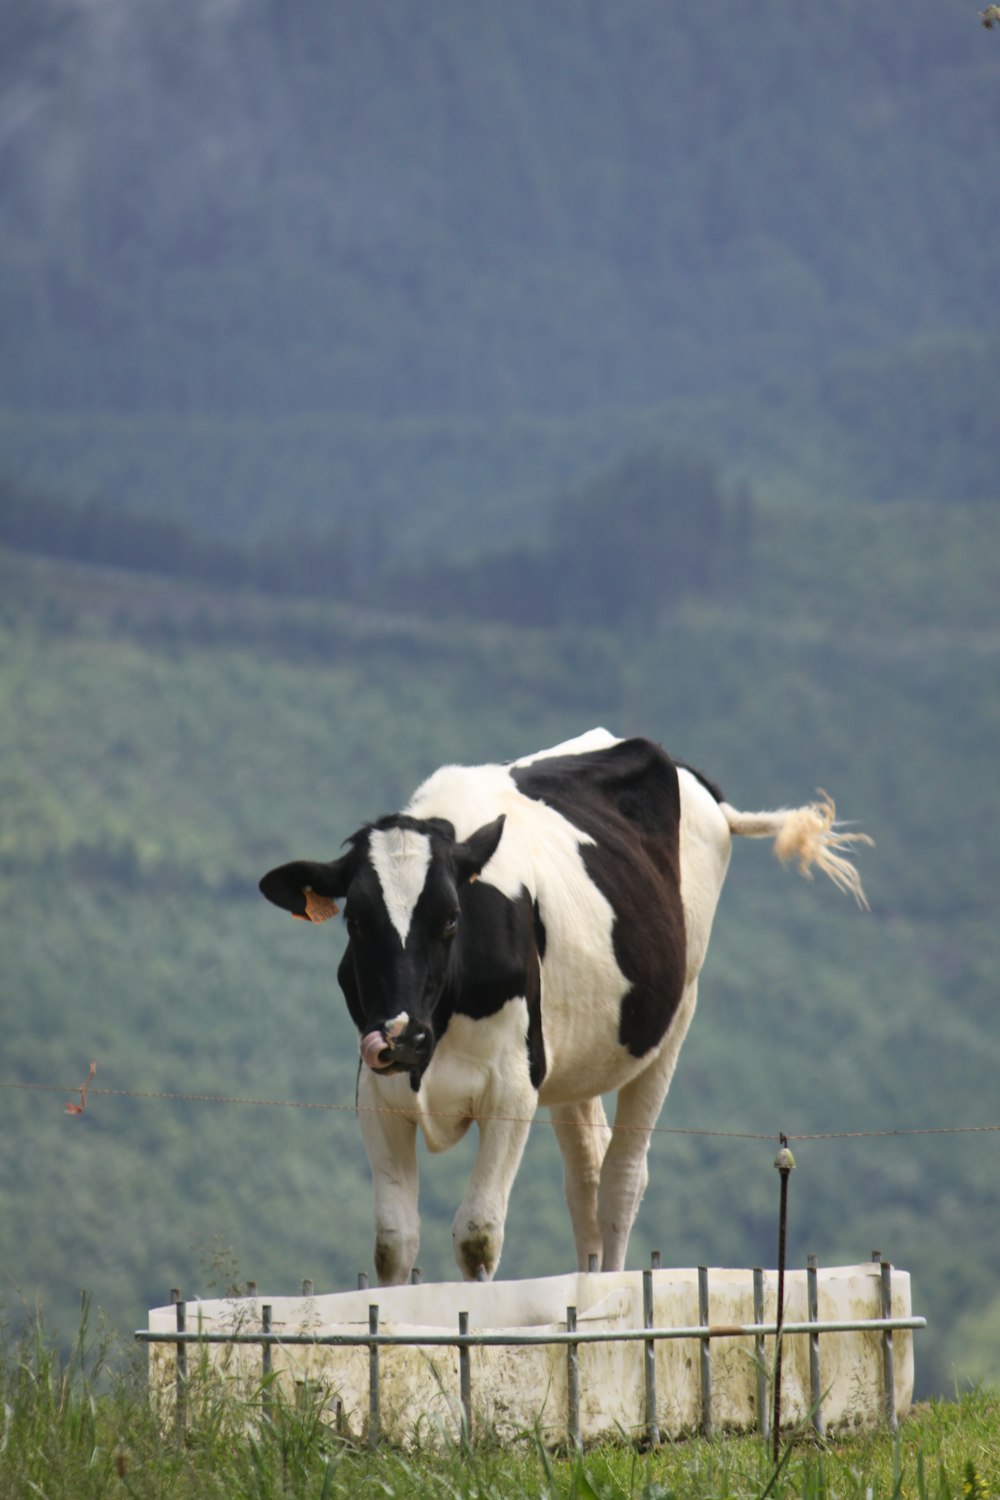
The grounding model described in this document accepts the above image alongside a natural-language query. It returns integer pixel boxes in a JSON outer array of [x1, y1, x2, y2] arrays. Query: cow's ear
[[259, 856, 353, 923], [453, 815, 506, 885]]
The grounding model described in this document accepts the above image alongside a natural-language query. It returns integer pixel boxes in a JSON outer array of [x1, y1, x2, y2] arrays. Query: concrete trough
[[145, 1263, 918, 1446]]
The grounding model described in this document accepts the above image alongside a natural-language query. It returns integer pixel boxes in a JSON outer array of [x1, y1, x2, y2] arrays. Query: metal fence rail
[[137, 1260, 926, 1449]]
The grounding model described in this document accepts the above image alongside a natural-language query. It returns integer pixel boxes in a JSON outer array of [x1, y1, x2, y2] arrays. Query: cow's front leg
[[358, 1070, 420, 1285], [452, 1106, 534, 1280]]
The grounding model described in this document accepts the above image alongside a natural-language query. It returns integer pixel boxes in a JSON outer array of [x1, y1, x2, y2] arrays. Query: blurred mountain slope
[[2, 0, 997, 427]]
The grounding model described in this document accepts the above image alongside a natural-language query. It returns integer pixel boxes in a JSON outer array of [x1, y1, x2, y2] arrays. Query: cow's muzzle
[[360, 1013, 431, 1074]]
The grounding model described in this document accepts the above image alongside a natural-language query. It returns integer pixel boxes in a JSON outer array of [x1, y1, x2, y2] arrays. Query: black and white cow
[[260, 729, 869, 1285]]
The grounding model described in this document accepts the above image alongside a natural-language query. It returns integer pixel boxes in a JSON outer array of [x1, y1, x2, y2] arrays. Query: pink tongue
[[361, 1030, 390, 1071]]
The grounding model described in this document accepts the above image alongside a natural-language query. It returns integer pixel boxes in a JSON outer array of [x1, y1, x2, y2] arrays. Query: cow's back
[[408, 735, 705, 1105]]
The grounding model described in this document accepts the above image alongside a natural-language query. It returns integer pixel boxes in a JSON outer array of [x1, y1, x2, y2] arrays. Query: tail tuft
[[773, 792, 873, 908], [724, 792, 873, 909]]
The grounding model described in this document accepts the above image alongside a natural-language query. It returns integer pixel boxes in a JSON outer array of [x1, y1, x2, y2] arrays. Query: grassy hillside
[[2, 490, 999, 1399]]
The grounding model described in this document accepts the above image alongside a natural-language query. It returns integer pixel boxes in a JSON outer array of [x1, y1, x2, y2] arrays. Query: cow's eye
[[442, 913, 459, 941]]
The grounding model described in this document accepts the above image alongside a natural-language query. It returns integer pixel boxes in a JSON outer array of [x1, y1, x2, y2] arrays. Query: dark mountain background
[[3, 0, 999, 544], [2, 0, 999, 1399]]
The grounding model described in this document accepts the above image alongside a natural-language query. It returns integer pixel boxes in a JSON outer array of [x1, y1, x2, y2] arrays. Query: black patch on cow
[[440, 879, 547, 1087], [443, 882, 527, 1014], [532, 899, 547, 961], [337, 945, 367, 1036], [527, 899, 548, 1082], [441, 882, 528, 1018], [512, 737, 688, 1059], [524, 934, 547, 1089]]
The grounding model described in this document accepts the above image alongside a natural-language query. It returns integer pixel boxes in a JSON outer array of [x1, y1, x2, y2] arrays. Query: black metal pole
[[772, 1140, 795, 1463]]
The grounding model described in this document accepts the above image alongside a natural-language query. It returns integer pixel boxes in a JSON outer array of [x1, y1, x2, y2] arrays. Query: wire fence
[[3, 1063, 950, 1450], [3, 1068, 1000, 1143]]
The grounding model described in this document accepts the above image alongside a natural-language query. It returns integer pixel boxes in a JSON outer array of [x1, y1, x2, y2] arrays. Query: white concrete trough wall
[[146, 1264, 915, 1446]]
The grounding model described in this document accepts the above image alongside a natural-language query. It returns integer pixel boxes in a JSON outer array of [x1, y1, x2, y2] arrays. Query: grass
[[1, 1304, 997, 1500]]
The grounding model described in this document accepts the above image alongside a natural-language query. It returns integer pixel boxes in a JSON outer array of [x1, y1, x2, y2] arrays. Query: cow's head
[[259, 813, 506, 1084]]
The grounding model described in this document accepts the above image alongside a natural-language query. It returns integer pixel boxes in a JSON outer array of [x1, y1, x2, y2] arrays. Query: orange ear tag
[[301, 887, 339, 923]]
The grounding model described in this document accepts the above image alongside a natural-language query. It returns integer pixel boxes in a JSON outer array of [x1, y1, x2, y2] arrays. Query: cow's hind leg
[[551, 1098, 612, 1271], [598, 979, 699, 1271]]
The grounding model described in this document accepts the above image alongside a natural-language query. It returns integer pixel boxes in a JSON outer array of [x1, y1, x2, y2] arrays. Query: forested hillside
[[3, 491, 1000, 1399], [2, 1, 998, 540], [2, 0, 1000, 1410], [6, 0, 997, 421]]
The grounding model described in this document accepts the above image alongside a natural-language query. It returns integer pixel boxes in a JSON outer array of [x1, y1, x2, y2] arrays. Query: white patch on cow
[[369, 826, 432, 946], [676, 767, 734, 982], [511, 727, 620, 768], [405, 762, 529, 900]]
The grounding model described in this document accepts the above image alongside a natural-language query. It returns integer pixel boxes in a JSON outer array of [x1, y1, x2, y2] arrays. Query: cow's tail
[[720, 793, 873, 909]]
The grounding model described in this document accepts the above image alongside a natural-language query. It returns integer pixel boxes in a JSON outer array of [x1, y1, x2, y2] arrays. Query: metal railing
[[137, 1257, 925, 1449]]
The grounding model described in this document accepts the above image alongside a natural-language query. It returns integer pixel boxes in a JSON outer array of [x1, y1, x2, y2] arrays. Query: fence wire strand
[[2, 1075, 1000, 1143]]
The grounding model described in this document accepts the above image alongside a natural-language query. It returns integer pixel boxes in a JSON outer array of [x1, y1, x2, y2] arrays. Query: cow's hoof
[[374, 1234, 417, 1286], [455, 1223, 499, 1281]]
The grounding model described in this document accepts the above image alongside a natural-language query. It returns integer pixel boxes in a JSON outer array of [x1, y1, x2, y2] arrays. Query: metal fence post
[[170, 1289, 186, 1434], [698, 1266, 713, 1439], [566, 1306, 581, 1452], [261, 1305, 273, 1422], [368, 1305, 380, 1449], [879, 1258, 897, 1433], [807, 1256, 824, 1438], [459, 1311, 471, 1449], [643, 1268, 660, 1446], [753, 1268, 769, 1443]]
